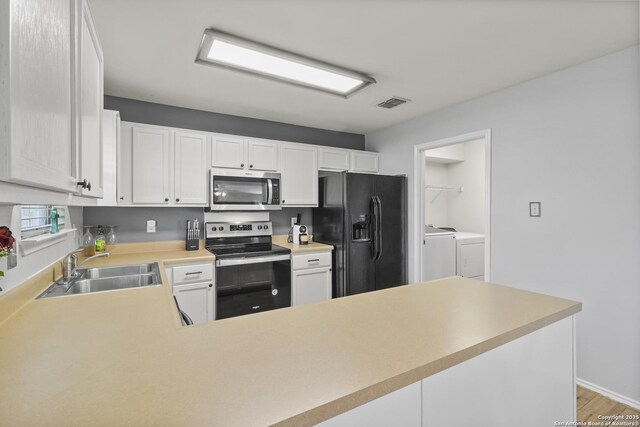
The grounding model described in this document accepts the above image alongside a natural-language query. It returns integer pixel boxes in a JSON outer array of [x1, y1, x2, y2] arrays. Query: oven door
[[210, 169, 281, 211], [215, 255, 291, 320]]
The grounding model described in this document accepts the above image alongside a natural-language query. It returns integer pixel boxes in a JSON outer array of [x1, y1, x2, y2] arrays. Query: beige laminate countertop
[[0, 243, 580, 426], [273, 235, 333, 253]]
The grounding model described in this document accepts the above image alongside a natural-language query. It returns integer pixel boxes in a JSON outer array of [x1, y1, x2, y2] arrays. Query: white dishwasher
[[421, 227, 456, 282]]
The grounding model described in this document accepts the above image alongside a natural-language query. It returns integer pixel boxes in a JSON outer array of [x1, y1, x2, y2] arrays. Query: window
[[20, 205, 66, 239]]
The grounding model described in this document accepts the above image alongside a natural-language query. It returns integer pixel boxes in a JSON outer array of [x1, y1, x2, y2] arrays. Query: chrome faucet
[[61, 251, 111, 282]]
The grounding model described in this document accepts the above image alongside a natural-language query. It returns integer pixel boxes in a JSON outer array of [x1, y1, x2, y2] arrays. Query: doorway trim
[[412, 129, 492, 282]]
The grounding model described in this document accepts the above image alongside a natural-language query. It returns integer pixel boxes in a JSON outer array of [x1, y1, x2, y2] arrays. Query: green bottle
[[49, 208, 59, 234], [95, 225, 106, 253]]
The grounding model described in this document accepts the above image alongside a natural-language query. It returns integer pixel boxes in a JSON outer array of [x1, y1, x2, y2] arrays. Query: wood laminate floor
[[578, 386, 640, 423]]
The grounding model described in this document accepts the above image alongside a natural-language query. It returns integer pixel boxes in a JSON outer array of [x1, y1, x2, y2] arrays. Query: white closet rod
[[425, 185, 464, 192]]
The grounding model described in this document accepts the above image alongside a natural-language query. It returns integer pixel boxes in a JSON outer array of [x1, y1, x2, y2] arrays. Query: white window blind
[[20, 205, 66, 238]]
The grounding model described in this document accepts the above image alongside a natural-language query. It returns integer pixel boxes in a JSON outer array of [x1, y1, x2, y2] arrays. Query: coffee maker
[[292, 213, 309, 246]]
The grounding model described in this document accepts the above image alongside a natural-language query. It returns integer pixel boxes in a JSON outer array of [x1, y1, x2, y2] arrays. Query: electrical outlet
[[146, 220, 156, 232], [291, 217, 297, 227], [529, 202, 541, 217]]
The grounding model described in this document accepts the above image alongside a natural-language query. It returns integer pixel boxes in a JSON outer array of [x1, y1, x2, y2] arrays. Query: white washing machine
[[454, 232, 485, 281], [422, 227, 456, 282]]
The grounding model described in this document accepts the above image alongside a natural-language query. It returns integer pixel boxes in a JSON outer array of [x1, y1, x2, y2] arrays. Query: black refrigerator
[[312, 172, 407, 298]]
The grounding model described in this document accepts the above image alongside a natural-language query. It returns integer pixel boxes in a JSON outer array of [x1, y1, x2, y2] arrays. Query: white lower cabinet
[[167, 262, 215, 325], [321, 315, 575, 427], [319, 382, 421, 427], [173, 282, 214, 325], [291, 251, 332, 306]]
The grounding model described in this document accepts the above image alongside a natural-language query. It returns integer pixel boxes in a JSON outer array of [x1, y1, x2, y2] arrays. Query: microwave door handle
[[266, 178, 273, 204]]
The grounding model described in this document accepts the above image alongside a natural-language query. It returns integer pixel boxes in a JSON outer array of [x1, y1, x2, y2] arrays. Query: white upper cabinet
[[318, 148, 350, 171], [75, 0, 104, 198], [97, 110, 120, 206], [119, 122, 208, 207], [280, 144, 318, 206], [211, 135, 279, 171], [350, 151, 380, 174], [211, 134, 246, 169], [0, 0, 77, 193], [174, 131, 208, 205], [131, 126, 171, 204], [247, 139, 279, 171]]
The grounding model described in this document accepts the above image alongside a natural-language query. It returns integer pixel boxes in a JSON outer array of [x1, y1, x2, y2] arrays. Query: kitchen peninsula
[[0, 246, 581, 426]]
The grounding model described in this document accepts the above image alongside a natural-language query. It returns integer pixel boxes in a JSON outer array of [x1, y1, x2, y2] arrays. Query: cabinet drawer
[[292, 251, 332, 270], [172, 263, 213, 284]]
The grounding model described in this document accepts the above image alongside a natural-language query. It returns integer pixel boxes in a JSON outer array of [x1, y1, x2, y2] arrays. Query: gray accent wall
[[105, 96, 364, 150], [83, 207, 312, 243], [84, 207, 204, 243]]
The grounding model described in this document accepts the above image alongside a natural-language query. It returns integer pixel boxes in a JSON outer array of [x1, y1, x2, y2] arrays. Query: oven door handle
[[216, 254, 290, 267]]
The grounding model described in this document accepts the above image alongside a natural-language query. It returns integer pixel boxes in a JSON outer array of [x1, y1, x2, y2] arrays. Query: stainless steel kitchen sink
[[82, 263, 158, 279], [38, 262, 162, 299]]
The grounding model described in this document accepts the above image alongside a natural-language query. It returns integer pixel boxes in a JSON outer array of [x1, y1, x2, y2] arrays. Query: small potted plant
[[0, 226, 15, 286]]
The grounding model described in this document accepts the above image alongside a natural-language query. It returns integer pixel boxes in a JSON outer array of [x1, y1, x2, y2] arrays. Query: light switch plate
[[529, 202, 541, 217], [146, 220, 156, 232]]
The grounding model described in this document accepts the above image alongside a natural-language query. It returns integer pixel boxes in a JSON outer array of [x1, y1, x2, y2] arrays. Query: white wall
[[424, 161, 449, 227], [366, 47, 640, 405], [447, 139, 485, 233], [0, 205, 82, 294]]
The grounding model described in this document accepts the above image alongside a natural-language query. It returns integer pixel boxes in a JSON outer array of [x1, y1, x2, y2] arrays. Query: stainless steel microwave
[[209, 169, 281, 211]]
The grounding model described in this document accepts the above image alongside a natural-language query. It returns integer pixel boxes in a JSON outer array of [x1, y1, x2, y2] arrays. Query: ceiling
[[89, 0, 639, 135]]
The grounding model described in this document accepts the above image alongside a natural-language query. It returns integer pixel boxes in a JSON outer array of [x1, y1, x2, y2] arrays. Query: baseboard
[[577, 378, 640, 410]]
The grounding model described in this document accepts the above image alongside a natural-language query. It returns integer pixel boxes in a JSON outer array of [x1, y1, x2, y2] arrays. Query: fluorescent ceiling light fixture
[[195, 29, 375, 98]]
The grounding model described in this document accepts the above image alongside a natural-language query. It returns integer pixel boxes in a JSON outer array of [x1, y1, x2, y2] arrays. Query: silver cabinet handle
[[308, 259, 319, 262], [185, 271, 203, 275]]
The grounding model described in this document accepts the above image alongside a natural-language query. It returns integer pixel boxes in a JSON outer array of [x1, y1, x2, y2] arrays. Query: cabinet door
[[318, 148, 349, 171], [0, 0, 77, 193], [174, 131, 208, 205], [292, 267, 332, 306], [350, 151, 379, 174], [211, 134, 246, 169], [458, 242, 484, 278], [76, 0, 104, 198], [280, 145, 318, 206], [117, 122, 133, 205], [131, 126, 170, 204], [247, 139, 279, 171], [97, 110, 119, 206], [173, 282, 214, 325]]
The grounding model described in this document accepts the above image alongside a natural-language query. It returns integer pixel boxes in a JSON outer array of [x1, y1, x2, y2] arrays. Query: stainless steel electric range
[[205, 221, 291, 320]]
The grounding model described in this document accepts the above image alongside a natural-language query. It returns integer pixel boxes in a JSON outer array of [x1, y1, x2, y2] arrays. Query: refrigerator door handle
[[370, 196, 378, 259], [375, 196, 383, 261]]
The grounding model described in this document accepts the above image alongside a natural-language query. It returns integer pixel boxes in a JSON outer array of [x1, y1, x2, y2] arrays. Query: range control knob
[[219, 226, 224, 231], [264, 225, 269, 230], [211, 226, 217, 232], [257, 225, 263, 230]]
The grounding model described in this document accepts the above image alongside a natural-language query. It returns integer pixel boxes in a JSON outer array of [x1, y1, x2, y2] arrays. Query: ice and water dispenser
[[351, 214, 371, 241]]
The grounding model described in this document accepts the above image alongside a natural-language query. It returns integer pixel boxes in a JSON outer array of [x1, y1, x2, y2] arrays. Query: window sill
[[20, 228, 77, 256]]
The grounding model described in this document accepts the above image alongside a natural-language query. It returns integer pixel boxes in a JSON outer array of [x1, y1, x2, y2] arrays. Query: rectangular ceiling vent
[[377, 97, 410, 109]]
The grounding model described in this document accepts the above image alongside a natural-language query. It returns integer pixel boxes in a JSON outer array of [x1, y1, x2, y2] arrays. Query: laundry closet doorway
[[413, 130, 491, 283]]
